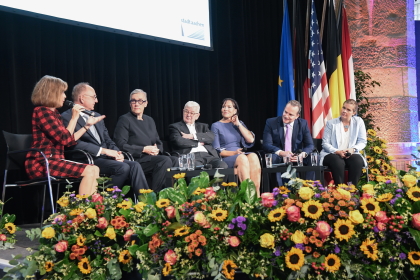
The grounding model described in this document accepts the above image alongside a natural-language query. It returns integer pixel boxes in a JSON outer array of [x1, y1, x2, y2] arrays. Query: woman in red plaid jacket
[[25, 75, 104, 195]]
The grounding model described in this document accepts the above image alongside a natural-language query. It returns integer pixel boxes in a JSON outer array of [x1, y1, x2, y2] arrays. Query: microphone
[[293, 149, 302, 156], [64, 100, 95, 117]]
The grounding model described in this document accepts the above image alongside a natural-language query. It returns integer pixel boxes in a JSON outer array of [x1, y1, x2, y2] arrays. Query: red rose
[[124, 229, 134, 241], [96, 217, 108, 229], [375, 211, 390, 223], [91, 193, 104, 203], [165, 206, 176, 219], [227, 236, 241, 247], [315, 221, 331, 240], [55, 240, 69, 252], [412, 213, 420, 230], [261, 193, 276, 208], [286, 205, 301, 222], [164, 249, 177, 265]]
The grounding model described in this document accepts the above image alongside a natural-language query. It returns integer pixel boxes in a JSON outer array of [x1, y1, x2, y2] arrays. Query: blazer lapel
[[78, 116, 100, 145], [277, 118, 285, 149], [291, 120, 299, 152]]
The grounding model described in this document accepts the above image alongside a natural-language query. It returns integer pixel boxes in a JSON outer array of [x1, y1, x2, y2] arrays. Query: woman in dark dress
[[211, 98, 261, 196], [25, 75, 103, 195]]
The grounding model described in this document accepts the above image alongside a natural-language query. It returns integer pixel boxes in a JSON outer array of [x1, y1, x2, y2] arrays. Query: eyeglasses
[[130, 99, 147, 105], [84, 94, 97, 100], [183, 109, 199, 116]]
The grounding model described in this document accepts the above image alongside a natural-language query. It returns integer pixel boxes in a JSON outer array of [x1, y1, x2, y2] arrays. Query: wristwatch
[[353, 148, 358, 153]]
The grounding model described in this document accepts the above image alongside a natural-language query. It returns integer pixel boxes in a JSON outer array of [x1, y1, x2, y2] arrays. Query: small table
[[165, 168, 236, 187], [261, 165, 326, 190]]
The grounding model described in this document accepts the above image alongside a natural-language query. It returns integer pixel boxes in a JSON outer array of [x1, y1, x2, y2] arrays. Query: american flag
[[308, 0, 332, 139]]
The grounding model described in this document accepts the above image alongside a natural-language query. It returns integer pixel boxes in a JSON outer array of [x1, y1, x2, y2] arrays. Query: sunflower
[[222, 260, 237, 280], [367, 129, 376, 137], [57, 196, 69, 207], [382, 163, 391, 172], [366, 156, 374, 163], [285, 247, 305, 271], [118, 250, 132, 264], [373, 146, 382, 154], [117, 200, 132, 210], [334, 219, 355, 241], [134, 202, 147, 212], [156, 199, 171, 208], [69, 208, 84, 216], [193, 188, 206, 195], [376, 193, 393, 202], [360, 238, 378, 260], [279, 186, 291, 194], [301, 200, 324, 219], [77, 235, 86, 246], [228, 182, 238, 187], [211, 208, 228, 221], [324, 254, 341, 272], [173, 173, 186, 179], [4, 223, 16, 234], [407, 187, 420, 202], [268, 208, 286, 222], [162, 263, 172, 276], [76, 194, 89, 199], [139, 189, 153, 194], [408, 252, 420, 265], [370, 168, 381, 175], [78, 257, 92, 274], [360, 198, 380, 215], [174, 226, 191, 237], [44, 261, 54, 272]]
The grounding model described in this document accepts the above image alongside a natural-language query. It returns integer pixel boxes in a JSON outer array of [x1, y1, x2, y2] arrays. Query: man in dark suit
[[169, 101, 228, 169], [61, 83, 148, 193], [262, 100, 314, 185]]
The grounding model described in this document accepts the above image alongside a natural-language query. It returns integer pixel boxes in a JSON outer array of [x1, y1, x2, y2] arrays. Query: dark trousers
[[194, 152, 228, 169], [93, 158, 148, 193], [323, 154, 364, 185], [138, 155, 178, 192]]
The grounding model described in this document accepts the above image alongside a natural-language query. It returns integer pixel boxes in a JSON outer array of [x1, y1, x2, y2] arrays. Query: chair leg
[[1, 170, 8, 219], [56, 183, 61, 211], [40, 185, 47, 227]]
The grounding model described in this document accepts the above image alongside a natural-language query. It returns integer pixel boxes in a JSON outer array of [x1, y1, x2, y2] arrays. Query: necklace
[[344, 125, 349, 129]]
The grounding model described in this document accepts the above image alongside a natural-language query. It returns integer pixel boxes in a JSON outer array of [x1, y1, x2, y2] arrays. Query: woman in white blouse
[[320, 99, 367, 185]]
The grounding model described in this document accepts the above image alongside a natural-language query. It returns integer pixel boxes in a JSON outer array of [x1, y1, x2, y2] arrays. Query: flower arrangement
[[4, 170, 420, 280], [0, 200, 19, 250]]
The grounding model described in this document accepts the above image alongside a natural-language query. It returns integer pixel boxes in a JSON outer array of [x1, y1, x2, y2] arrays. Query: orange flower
[[315, 240, 323, 247], [312, 231, 319, 237], [328, 214, 335, 220], [313, 251, 320, 258], [195, 248, 203, 256], [339, 211, 348, 218], [195, 230, 202, 235], [329, 198, 335, 203], [309, 236, 317, 244], [198, 235, 207, 245], [190, 233, 197, 240], [338, 200, 346, 207], [295, 201, 303, 208], [305, 246, 312, 253]]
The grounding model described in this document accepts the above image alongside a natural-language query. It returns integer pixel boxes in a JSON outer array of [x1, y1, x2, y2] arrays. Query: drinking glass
[[311, 152, 319, 166], [179, 154, 187, 171], [265, 153, 273, 168], [187, 153, 195, 171]]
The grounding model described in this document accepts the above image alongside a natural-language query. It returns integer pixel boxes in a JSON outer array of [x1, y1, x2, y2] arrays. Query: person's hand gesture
[[231, 115, 240, 127]]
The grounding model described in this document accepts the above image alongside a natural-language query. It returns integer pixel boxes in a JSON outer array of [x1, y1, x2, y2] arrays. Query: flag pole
[[304, 0, 311, 55], [320, 0, 328, 43]]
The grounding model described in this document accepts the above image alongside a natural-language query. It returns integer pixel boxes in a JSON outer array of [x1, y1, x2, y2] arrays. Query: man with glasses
[[114, 89, 178, 192], [62, 83, 148, 193], [169, 101, 228, 169]]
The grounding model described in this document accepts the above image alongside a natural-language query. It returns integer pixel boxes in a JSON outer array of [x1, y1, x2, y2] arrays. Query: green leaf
[[413, 201, 420, 214], [159, 188, 186, 205], [122, 185, 131, 195], [166, 222, 184, 231], [243, 179, 257, 204], [143, 224, 159, 237], [409, 228, 420, 250], [146, 192, 157, 205]]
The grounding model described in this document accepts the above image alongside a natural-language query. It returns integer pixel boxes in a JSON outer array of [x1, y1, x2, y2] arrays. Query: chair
[[313, 138, 369, 185], [2, 131, 92, 226]]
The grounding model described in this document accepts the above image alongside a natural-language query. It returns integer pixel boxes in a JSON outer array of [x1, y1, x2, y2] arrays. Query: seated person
[[113, 89, 178, 192], [62, 83, 148, 194], [169, 101, 228, 169], [262, 100, 314, 186], [211, 98, 261, 196], [320, 99, 367, 185]]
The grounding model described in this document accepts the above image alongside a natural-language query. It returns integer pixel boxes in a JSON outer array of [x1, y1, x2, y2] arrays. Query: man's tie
[[83, 115, 101, 144], [285, 124, 292, 152]]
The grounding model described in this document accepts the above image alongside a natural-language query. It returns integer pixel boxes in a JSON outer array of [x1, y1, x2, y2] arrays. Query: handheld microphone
[[64, 100, 95, 117]]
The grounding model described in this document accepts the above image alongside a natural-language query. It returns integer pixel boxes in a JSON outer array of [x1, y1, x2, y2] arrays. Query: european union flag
[[277, 0, 295, 116]]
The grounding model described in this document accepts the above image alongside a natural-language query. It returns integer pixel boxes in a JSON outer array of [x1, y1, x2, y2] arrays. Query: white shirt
[[82, 112, 102, 157], [338, 123, 350, 150], [186, 123, 208, 153]]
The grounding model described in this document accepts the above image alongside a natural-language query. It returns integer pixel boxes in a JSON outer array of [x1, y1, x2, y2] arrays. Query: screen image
[[0, 0, 213, 50]]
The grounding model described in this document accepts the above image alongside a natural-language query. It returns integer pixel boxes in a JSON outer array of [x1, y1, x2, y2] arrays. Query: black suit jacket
[[168, 121, 218, 158], [262, 117, 314, 155], [61, 109, 119, 157]]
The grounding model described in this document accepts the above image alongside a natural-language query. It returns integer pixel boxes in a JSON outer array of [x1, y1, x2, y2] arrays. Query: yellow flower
[[139, 189, 153, 194], [174, 226, 190, 237], [285, 247, 305, 271], [278, 186, 290, 194], [162, 263, 172, 276], [360, 238, 378, 260], [324, 254, 341, 272], [376, 193, 393, 202], [78, 257, 92, 274], [381, 143, 387, 149], [381, 138, 387, 144], [360, 198, 380, 215], [193, 188, 206, 195], [134, 202, 147, 212], [156, 199, 170, 208], [375, 159, 381, 165], [334, 219, 355, 241], [370, 169, 381, 175], [373, 146, 382, 154], [268, 208, 286, 222], [388, 155, 394, 160], [4, 223, 16, 234], [118, 250, 132, 264], [408, 252, 420, 265], [173, 173, 186, 179], [57, 196, 69, 207], [348, 210, 364, 224], [228, 182, 238, 187], [69, 208, 84, 216], [106, 188, 114, 192], [367, 129, 376, 137], [362, 184, 375, 195], [42, 227, 55, 239], [44, 261, 54, 272], [402, 174, 417, 188], [301, 200, 324, 219], [337, 188, 351, 200], [385, 176, 397, 183], [77, 235, 86, 246], [117, 200, 132, 210], [407, 187, 420, 202], [290, 230, 305, 244], [211, 208, 228, 221], [375, 175, 386, 182], [260, 233, 275, 249], [104, 227, 116, 240], [85, 208, 97, 219], [298, 187, 314, 200], [222, 260, 237, 280], [366, 156, 374, 163]]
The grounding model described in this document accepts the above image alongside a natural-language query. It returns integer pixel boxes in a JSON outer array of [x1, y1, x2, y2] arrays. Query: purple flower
[[272, 200, 278, 207], [112, 195, 118, 199], [373, 226, 380, 233], [70, 194, 76, 197], [272, 188, 280, 196], [239, 223, 247, 230], [67, 220, 72, 224], [282, 194, 289, 198], [390, 198, 396, 205], [295, 243, 305, 250], [228, 223, 235, 230], [389, 257, 396, 262], [385, 180, 391, 184], [274, 247, 281, 256], [396, 189, 403, 193], [399, 253, 407, 260], [236, 216, 246, 223], [232, 218, 237, 224], [334, 245, 340, 254], [314, 193, 321, 198], [395, 194, 402, 198], [238, 230, 244, 236]]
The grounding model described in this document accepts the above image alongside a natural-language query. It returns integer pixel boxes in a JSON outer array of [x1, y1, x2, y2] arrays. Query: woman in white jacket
[[320, 99, 367, 185]]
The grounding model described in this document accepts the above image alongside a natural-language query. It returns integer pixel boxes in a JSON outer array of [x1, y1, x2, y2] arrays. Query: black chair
[[2, 131, 93, 226]]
